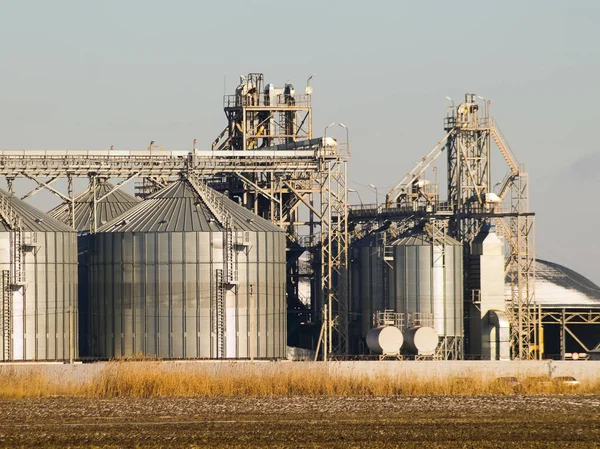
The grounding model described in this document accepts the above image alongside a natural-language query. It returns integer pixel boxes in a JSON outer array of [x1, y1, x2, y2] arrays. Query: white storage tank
[[366, 326, 404, 355], [402, 326, 439, 356]]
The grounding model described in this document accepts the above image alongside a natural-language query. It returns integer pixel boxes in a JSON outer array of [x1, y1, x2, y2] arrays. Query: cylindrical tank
[[389, 230, 463, 338], [366, 326, 403, 355], [402, 326, 438, 355], [350, 238, 386, 341], [351, 228, 463, 357], [0, 190, 78, 361], [49, 181, 140, 358], [87, 178, 287, 359]]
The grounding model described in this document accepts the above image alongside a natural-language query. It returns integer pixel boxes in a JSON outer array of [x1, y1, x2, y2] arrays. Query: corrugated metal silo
[[388, 230, 464, 341], [0, 189, 78, 361], [48, 181, 140, 358], [351, 228, 463, 356], [48, 180, 140, 231], [87, 177, 287, 359]]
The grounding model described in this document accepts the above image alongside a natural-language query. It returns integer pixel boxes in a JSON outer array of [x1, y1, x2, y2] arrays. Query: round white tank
[[366, 326, 404, 355], [402, 326, 438, 355]]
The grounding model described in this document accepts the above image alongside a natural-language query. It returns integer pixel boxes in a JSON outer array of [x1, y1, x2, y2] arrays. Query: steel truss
[[0, 74, 350, 358], [349, 94, 537, 360], [541, 309, 600, 358]]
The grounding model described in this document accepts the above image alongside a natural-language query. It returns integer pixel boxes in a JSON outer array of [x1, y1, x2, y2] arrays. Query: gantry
[[0, 73, 350, 357], [349, 94, 538, 360]]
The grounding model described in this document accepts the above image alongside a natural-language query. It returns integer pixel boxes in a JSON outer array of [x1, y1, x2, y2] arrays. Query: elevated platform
[[0, 138, 344, 178]]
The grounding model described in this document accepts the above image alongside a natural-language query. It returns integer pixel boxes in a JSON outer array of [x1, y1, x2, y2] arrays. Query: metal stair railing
[[490, 123, 519, 175], [185, 174, 231, 228]]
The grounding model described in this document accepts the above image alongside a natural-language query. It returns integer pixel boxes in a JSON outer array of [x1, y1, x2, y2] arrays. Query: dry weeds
[[1, 362, 599, 398]]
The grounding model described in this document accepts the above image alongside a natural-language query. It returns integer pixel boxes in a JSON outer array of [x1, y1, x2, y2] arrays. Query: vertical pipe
[[67, 175, 75, 230], [561, 308, 566, 360], [69, 303, 73, 364], [323, 303, 328, 362]]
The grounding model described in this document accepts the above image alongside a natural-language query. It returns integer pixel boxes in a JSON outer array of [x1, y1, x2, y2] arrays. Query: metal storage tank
[[48, 180, 140, 231], [350, 234, 386, 346], [87, 177, 287, 359], [48, 181, 140, 358], [0, 189, 78, 361], [366, 326, 403, 355], [402, 326, 439, 356], [352, 227, 463, 357], [388, 230, 464, 345]]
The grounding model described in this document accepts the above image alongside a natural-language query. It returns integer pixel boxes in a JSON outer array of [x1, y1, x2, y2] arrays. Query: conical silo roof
[[48, 181, 140, 232], [98, 178, 284, 233], [390, 229, 462, 247], [0, 189, 75, 232]]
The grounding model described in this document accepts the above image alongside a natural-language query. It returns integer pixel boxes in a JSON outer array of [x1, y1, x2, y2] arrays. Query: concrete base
[[1, 360, 600, 384]]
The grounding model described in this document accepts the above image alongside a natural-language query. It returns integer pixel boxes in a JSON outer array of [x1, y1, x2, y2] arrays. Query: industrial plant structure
[[0, 75, 598, 361]]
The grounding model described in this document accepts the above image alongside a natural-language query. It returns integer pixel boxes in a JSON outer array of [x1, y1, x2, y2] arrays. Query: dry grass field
[[1, 361, 599, 398], [0, 363, 599, 448]]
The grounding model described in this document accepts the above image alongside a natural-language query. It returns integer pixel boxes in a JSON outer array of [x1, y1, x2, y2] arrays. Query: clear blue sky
[[1, 0, 599, 283]]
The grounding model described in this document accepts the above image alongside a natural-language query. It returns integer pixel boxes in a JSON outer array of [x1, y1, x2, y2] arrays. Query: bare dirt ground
[[0, 395, 598, 448]]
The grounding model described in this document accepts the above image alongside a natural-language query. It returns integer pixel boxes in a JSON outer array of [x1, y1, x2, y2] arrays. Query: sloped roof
[[98, 178, 283, 233], [0, 189, 75, 233], [48, 181, 140, 232], [529, 259, 600, 308]]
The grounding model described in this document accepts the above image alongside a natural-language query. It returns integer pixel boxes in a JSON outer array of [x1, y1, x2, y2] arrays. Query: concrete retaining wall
[[1, 360, 600, 385]]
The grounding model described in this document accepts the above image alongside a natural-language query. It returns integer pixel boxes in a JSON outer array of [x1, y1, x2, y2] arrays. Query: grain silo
[[48, 180, 140, 358], [48, 180, 140, 232], [87, 176, 287, 359], [388, 230, 464, 344], [0, 189, 78, 361], [351, 226, 464, 358]]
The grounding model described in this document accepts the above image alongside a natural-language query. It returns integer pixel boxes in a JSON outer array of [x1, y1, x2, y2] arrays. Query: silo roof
[[391, 231, 462, 247], [98, 178, 284, 233], [0, 189, 75, 233], [48, 181, 140, 232]]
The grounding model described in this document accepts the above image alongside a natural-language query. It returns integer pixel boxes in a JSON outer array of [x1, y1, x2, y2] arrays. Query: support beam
[[21, 177, 59, 200]]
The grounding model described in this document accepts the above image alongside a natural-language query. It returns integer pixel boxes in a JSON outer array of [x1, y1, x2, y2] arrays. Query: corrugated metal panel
[[48, 181, 140, 232], [0, 230, 78, 361], [88, 230, 287, 360], [353, 230, 464, 343], [98, 179, 284, 233]]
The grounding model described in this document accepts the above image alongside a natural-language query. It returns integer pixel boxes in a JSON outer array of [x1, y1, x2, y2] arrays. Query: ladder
[[214, 269, 226, 358], [1, 270, 10, 360], [224, 227, 238, 285], [11, 223, 24, 286], [0, 195, 25, 286]]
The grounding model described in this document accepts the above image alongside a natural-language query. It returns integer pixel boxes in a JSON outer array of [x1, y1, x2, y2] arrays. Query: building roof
[[98, 178, 284, 233], [525, 259, 600, 309], [48, 181, 140, 232], [0, 189, 75, 233]]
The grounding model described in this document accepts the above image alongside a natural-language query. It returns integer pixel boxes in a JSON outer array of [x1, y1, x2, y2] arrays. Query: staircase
[[490, 126, 519, 175]]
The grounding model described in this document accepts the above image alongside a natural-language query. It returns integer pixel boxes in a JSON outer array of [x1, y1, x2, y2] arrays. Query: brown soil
[[0, 395, 598, 448]]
